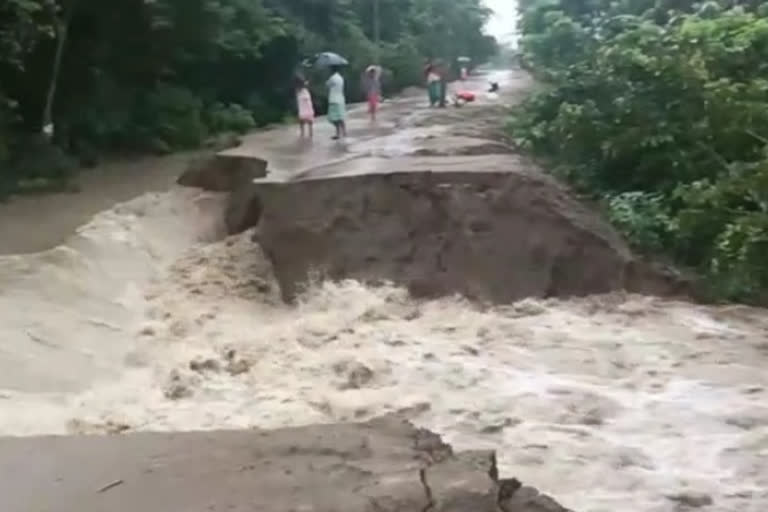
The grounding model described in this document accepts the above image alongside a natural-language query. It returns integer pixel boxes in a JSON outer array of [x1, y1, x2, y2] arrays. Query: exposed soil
[[254, 156, 655, 303]]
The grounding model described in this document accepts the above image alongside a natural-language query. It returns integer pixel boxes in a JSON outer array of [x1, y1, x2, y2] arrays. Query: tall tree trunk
[[42, 0, 75, 137], [373, 0, 380, 64]]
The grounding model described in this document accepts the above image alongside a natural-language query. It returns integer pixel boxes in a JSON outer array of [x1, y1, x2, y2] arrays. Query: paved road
[[0, 417, 509, 512], [223, 70, 516, 181]]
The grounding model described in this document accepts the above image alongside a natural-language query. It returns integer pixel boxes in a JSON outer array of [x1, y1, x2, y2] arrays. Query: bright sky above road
[[485, 0, 518, 44]]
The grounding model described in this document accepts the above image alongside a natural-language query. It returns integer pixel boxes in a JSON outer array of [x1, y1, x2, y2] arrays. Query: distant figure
[[488, 82, 499, 93], [460, 67, 468, 81], [424, 62, 441, 107], [295, 77, 314, 139], [435, 61, 449, 108], [363, 65, 381, 122], [326, 65, 347, 140]]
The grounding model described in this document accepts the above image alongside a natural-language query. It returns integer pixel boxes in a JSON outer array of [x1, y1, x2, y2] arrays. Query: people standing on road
[[326, 65, 347, 140], [295, 76, 315, 139], [363, 65, 381, 122]]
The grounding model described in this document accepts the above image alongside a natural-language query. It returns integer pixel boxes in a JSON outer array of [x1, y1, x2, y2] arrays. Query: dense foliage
[[0, 0, 497, 196], [513, 0, 768, 302]]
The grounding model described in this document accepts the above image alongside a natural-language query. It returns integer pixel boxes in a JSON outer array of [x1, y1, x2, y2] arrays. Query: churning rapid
[[1, 186, 767, 511]]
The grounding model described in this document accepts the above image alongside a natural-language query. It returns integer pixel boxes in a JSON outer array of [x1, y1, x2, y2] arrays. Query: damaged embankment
[[179, 153, 689, 304], [0, 416, 572, 512]]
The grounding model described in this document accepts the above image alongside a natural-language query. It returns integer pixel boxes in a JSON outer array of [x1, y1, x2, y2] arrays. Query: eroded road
[[1, 70, 767, 512]]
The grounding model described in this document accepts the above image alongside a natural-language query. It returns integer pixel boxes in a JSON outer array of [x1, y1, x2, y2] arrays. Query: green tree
[[513, 0, 768, 302]]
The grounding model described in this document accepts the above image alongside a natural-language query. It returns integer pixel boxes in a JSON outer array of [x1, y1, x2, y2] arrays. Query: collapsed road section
[[181, 152, 689, 304], [173, 68, 689, 304], [0, 416, 572, 512]]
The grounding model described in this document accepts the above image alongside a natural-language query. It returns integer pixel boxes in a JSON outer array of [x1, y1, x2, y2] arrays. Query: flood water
[[1, 74, 767, 512]]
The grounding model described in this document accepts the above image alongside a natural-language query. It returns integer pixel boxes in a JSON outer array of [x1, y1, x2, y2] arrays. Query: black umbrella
[[315, 52, 349, 68]]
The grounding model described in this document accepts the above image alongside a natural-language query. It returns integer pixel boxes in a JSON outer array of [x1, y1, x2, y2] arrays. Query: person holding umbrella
[[316, 52, 349, 140]]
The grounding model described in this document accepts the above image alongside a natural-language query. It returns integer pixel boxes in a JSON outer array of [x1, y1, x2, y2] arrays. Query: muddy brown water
[[0, 71, 767, 512], [0, 153, 198, 255]]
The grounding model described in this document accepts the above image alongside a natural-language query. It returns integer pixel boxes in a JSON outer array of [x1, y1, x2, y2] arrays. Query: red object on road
[[456, 91, 476, 102]]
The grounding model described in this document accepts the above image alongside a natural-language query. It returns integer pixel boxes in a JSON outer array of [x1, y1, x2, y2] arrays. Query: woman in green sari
[[425, 63, 441, 107]]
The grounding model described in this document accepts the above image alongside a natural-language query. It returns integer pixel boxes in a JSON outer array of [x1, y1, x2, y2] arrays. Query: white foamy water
[[1, 190, 768, 512]]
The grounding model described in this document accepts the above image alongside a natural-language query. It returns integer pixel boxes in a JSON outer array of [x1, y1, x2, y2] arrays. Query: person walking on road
[[295, 76, 315, 139], [363, 65, 381, 122], [326, 65, 347, 140]]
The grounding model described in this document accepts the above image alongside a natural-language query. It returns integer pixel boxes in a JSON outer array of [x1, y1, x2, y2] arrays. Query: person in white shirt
[[326, 66, 347, 140]]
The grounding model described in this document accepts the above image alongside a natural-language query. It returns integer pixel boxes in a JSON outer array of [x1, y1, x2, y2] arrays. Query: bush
[[205, 102, 256, 134], [1, 135, 78, 198], [1, 94, 80, 199], [606, 192, 675, 253], [0, 95, 17, 161], [137, 84, 207, 150], [245, 92, 287, 126]]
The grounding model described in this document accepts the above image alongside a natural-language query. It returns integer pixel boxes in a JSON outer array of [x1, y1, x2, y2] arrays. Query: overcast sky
[[485, 0, 518, 44]]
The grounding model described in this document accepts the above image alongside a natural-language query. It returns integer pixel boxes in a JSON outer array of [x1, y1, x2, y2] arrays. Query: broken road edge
[[0, 415, 573, 512]]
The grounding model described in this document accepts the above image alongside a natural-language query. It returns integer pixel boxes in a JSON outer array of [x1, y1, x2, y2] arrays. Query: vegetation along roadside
[[511, 0, 768, 303]]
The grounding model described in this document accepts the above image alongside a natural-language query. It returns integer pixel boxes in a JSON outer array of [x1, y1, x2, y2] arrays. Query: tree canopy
[[512, 0, 768, 302], [0, 0, 497, 195]]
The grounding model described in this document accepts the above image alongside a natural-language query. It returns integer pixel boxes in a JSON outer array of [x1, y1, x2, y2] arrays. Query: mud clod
[[219, 350, 252, 376], [499, 484, 573, 512], [334, 360, 375, 390], [177, 154, 267, 193], [225, 359, 251, 376], [189, 358, 221, 373], [666, 491, 714, 508], [424, 452, 499, 512], [480, 417, 520, 434], [163, 370, 196, 400]]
